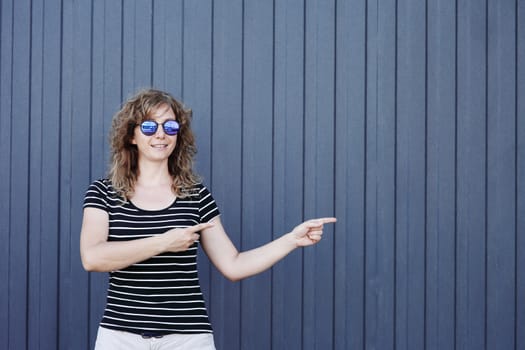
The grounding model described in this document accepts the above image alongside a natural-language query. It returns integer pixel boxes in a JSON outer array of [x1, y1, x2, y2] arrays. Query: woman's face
[[131, 103, 178, 163]]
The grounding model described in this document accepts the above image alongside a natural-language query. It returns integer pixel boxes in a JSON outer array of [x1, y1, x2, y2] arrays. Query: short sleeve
[[83, 179, 110, 212], [198, 185, 220, 223]]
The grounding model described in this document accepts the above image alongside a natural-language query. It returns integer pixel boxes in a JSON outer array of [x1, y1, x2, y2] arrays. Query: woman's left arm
[[200, 216, 336, 282]]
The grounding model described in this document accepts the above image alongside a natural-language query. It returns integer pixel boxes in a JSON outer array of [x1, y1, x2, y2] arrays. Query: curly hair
[[108, 88, 200, 199]]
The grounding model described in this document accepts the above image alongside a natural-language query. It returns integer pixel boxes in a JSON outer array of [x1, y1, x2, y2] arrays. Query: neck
[[136, 159, 172, 186]]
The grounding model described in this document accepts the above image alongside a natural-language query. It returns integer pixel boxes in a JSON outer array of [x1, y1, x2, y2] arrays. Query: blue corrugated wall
[[1, 0, 523, 349]]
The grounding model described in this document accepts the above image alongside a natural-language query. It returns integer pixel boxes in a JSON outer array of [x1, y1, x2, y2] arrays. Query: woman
[[80, 88, 336, 349]]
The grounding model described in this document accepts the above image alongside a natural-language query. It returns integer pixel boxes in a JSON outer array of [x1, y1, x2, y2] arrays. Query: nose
[[154, 125, 166, 138]]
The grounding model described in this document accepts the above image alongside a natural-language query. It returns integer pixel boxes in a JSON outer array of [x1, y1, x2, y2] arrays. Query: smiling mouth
[[151, 144, 168, 148]]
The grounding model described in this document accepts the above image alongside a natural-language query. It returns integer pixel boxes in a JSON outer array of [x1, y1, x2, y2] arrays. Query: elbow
[[81, 256, 99, 272], [80, 248, 94, 271], [81, 251, 107, 272], [221, 268, 244, 283], [82, 264, 97, 272], [211, 253, 246, 282], [226, 275, 241, 283], [218, 255, 258, 282], [82, 261, 108, 273]]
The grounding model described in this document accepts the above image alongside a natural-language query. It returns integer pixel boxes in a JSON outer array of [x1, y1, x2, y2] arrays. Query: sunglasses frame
[[138, 119, 180, 136]]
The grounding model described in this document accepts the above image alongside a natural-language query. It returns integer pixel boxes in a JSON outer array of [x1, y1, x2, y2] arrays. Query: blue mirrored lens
[[163, 120, 180, 135], [140, 121, 158, 135]]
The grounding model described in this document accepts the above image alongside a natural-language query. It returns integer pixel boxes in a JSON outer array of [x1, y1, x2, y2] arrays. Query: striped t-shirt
[[83, 179, 220, 335]]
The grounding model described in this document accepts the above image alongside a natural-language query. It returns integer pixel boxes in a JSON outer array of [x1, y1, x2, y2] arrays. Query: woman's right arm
[[80, 207, 214, 272]]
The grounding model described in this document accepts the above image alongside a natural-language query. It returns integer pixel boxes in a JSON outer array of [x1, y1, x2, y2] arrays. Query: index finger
[[186, 222, 215, 233], [312, 217, 337, 225], [308, 217, 337, 226]]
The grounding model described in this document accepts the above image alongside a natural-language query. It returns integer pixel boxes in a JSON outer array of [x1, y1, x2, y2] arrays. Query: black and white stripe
[[83, 179, 220, 334]]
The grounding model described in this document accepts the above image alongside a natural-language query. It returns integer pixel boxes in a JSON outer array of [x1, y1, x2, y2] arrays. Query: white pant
[[94, 327, 216, 350]]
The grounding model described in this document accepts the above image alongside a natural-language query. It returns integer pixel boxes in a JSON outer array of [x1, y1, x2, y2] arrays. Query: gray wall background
[[1, 0, 524, 349]]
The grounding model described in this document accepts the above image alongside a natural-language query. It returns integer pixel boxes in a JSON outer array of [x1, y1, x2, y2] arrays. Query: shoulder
[[84, 178, 123, 202], [180, 182, 209, 197], [192, 182, 220, 221], [84, 178, 128, 210], [85, 178, 113, 195]]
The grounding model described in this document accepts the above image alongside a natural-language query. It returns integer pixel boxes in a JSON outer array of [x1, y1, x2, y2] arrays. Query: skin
[[80, 104, 337, 281]]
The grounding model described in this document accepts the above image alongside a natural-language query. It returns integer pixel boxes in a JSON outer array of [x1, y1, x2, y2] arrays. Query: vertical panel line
[[210, 0, 215, 188], [514, 0, 519, 348], [424, 0, 429, 348], [57, 0, 64, 345], [119, 0, 124, 102], [270, 0, 276, 347], [363, 0, 370, 348], [38, 0, 46, 343], [331, 0, 337, 347], [453, 0, 458, 349], [208, 0, 215, 311], [181, 0, 185, 100], [484, 1, 489, 348], [25, 0, 34, 346], [393, 0, 398, 348], [7, 1, 14, 345], [301, 1, 307, 348], [239, 1, 245, 349], [102, 3, 106, 145], [150, 0, 154, 86], [87, 0, 95, 345]]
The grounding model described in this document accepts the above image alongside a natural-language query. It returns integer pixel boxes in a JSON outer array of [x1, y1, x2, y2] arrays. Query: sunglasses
[[138, 120, 180, 136]]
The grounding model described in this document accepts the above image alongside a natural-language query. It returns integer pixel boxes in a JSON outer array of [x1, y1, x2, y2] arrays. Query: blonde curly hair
[[108, 88, 200, 199]]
